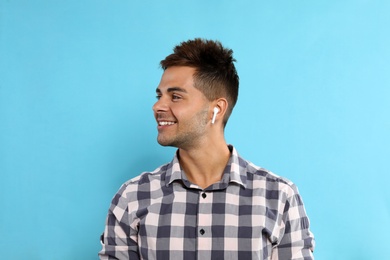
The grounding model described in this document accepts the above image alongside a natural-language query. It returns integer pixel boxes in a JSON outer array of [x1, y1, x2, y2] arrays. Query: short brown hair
[[160, 38, 239, 126]]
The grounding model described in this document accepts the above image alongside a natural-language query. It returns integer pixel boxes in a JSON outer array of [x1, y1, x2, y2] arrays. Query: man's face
[[152, 66, 211, 149]]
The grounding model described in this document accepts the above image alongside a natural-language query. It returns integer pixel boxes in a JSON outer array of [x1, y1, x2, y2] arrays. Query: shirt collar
[[165, 145, 248, 189]]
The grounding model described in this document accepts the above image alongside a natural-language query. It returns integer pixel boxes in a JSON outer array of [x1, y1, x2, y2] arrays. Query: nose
[[152, 96, 168, 113]]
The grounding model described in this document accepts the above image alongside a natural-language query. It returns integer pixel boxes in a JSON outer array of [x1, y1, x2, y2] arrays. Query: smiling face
[[152, 66, 211, 149]]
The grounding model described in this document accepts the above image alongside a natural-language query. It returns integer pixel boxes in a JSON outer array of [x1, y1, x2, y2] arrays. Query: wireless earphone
[[211, 107, 219, 124]]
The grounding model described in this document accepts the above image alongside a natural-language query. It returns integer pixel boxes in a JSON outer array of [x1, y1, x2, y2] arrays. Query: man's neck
[[178, 140, 231, 189]]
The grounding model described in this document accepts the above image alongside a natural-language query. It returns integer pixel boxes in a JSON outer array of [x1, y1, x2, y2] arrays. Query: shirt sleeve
[[271, 185, 315, 260], [99, 185, 140, 260]]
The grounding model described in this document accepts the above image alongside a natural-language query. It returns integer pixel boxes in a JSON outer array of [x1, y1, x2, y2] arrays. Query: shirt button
[[199, 229, 205, 235], [202, 193, 207, 199]]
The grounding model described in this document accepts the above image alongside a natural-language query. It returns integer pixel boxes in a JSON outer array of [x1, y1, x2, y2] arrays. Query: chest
[[135, 185, 276, 260]]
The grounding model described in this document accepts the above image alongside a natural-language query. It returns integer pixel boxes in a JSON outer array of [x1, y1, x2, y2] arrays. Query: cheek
[[173, 108, 197, 121], [170, 104, 186, 118], [171, 102, 209, 122]]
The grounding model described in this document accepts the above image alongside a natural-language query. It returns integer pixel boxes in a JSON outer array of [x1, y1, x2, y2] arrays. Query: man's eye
[[156, 95, 161, 100], [172, 95, 181, 100]]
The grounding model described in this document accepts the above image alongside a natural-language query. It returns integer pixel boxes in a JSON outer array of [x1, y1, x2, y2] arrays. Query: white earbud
[[211, 107, 219, 124]]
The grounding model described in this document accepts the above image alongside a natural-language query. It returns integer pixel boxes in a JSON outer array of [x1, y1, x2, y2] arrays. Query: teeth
[[159, 121, 176, 126]]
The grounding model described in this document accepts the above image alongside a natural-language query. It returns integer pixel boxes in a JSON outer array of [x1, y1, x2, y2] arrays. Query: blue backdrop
[[1, 1, 389, 259]]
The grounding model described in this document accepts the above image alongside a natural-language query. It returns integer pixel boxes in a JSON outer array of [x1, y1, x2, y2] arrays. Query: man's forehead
[[161, 66, 195, 81], [156, 66, 196, 92]]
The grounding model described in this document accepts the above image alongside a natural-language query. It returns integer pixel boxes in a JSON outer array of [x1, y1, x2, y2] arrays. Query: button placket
[[197, 191, 212, 251], [198, 191, 212, 239]]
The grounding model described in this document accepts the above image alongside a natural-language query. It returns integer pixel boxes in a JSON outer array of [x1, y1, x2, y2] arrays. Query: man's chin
[[157, 138, 176, 148]]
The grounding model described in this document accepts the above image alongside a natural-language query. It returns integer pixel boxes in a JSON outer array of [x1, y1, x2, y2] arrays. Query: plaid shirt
[[99, 146, 315, 259]]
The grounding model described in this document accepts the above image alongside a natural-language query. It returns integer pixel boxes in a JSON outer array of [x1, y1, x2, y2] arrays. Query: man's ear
[[211, 98, 228, 124]]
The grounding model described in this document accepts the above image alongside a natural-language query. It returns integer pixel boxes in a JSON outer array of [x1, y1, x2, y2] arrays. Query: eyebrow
[[155, 87, 188, 94]]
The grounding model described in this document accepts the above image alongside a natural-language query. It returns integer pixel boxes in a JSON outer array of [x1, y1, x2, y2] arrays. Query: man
[[99, 38, 315, 259]]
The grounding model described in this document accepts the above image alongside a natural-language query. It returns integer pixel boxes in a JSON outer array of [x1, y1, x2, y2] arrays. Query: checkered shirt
[[99, 145, 315, 259]]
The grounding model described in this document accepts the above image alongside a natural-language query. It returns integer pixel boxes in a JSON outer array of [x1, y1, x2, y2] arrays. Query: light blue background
[[1, 1, 389, 259]]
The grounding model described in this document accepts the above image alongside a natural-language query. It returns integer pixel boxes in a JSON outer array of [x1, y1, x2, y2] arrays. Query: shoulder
[[231, 145, 299, 195], [246, 160, 292, 184], [117, 162, 171, 196], [244, 159, 299, 196], [108, 162, 171, 214]]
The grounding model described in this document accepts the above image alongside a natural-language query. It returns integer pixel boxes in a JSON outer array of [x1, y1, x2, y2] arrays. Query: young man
[[99, 38, 315, 259]]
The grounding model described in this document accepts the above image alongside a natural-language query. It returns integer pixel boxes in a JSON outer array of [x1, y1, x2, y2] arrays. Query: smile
[[158, 121, 176, 126]]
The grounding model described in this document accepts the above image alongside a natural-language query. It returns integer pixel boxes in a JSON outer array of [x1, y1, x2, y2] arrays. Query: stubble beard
[[157, 108, 209, 149]]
